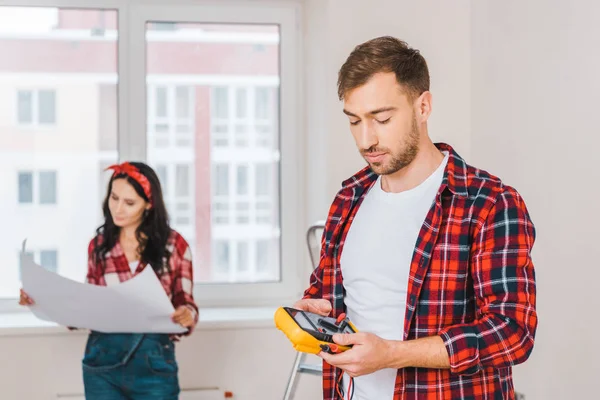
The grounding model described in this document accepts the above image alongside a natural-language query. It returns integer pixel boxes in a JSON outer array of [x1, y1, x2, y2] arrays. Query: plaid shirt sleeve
[[439, 186, 537, 375], [302, 202, 340, 300], [170, 237, 199, 334], [303, 251, 326, 299]]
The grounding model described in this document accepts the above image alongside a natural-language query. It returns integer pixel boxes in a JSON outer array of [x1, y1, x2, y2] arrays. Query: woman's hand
[[171, 306, 195, 328], [19, 289, 34, 306]]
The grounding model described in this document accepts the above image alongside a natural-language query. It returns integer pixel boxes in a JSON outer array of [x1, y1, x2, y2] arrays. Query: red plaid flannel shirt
[[303, 143, 537, 399], [86, 229, 199, 335]]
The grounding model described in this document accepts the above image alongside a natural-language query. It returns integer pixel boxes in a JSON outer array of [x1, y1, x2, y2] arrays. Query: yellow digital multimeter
[[274, 306, 358, 354]]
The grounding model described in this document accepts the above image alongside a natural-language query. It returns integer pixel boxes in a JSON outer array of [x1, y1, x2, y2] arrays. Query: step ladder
[[282, 222, 325, 400]]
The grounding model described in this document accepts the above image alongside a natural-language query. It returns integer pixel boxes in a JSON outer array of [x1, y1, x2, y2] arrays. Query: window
[[144, 18, 290, 290], [155, 164, 194, 232], [18, 249, 58, 280], [1, 3, 300, 309], [148, 85, 194, 148], [0, 7, 118, 301], [17, 171, 58, 205], [18, 172, 33, 203], [16, 89, 56, 126], [39, 250, 58, 273], [215, 241, 230, 274], [256, 240, 269, 273], [210, 86, 278, 150], [39, 171, 57, 204]]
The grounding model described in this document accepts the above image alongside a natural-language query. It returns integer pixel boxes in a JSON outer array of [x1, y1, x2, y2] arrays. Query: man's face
[[343, 72, 422, 175]]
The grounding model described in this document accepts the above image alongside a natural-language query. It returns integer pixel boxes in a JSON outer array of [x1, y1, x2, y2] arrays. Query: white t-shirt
[[340, 153, 448, 399]]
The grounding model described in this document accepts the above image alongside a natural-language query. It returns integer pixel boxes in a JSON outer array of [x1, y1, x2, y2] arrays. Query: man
[[295, 36, 537, 400]]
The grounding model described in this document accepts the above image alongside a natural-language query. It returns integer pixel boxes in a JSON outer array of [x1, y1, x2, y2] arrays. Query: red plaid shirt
[[86, 229, 199, 335], [303, 143, 537, 400]]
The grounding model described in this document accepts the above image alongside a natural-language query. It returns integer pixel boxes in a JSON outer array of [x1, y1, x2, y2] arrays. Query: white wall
[[0, 325, 323, 399], [470, 2, 600, 399], [304, 0, 472, 223]]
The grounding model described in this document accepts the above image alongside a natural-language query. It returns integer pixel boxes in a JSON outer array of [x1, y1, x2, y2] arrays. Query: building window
[[39, 171, 57, 204], [154, 164, 194, 229], [148, 85, 194, 148], [17, 170, 57, 205], [18, 172, 33, 204], [17, 89, 56, 126], [19, 249, 59, 280], [39, 250, 58, 273], [210, 86, 277, 150]]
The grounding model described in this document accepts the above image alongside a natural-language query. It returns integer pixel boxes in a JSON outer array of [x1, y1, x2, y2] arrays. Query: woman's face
[[108, 178, 150, 229]]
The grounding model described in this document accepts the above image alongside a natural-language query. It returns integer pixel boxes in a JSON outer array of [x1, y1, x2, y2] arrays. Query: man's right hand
[[19, 289, 34, 306], [292, 298, 332, 316]]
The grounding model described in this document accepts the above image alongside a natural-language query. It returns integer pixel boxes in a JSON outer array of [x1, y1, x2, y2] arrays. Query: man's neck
[[380, 142, 445, 193]]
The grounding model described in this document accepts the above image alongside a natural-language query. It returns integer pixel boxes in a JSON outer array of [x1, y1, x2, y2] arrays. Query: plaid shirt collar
[[340, 142, 469, 198]]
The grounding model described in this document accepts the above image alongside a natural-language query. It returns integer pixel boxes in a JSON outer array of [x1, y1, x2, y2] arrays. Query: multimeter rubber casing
[[274, 306, 358, 354]]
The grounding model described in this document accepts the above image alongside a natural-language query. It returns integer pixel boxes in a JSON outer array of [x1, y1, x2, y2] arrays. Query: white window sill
[[0, 307, 277, 336]]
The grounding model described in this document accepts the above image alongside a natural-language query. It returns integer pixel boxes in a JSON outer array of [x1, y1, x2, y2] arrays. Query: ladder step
[[297, 363, 322, 376]]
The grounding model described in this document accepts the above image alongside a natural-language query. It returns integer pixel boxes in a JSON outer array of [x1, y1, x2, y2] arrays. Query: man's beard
[[362, 117, 419, 175]]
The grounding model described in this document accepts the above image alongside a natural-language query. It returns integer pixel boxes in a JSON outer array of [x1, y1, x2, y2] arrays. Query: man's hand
[[292, 298, 332, 316], [319, 332, 394, 377], [171, 306, 195, 328]]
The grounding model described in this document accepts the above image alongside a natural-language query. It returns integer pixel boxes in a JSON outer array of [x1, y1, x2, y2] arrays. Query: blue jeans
[[82, 332, 180, 399]]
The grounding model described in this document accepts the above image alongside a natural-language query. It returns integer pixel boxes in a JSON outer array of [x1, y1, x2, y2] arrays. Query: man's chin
[[368, 162, 386, 175]]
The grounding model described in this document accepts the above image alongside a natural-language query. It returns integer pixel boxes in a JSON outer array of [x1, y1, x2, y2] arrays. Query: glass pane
[[175, 164, 189, 197], [0, 7, 119, 298], [255, 87, 269, 119], [213, 87, 228, 119], [156, 165, 168, 195], [155, 86, 168, 117], [17, 90, 33, 124], [145, 21, 280, 284], [215, 240, 230, 274], [256, 240, 269, 272], [18, 172, 33, 203], [39, 170, 57, 204], [256, 164, 270, 196], [40, 250, 58, 273], [236, 88, 247, 118], [176, 86, 190, 119], [215, 164, 229, 196], [237, 165, 248, 195], [38, 90, 56, 124], [237, 242, 248, 272]]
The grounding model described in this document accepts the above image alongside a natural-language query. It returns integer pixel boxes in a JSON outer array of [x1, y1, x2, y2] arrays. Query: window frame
[[0, 0, 305, 313]]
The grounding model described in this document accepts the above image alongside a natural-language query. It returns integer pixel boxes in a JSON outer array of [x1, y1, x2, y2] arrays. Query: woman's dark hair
[[93, 162, 171, 275]]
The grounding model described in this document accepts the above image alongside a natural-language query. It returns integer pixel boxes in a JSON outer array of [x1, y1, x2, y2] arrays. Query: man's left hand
[[319, 332, 394, 377]]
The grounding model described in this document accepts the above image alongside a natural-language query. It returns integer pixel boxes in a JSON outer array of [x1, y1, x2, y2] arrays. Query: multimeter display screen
[[286, 308, 315, 330], [291, 310, 314, 330], [285, 308, 355, 334]]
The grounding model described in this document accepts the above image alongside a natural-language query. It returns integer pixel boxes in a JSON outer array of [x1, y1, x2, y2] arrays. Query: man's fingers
[[333, 333, 363, 346], [294, 299, 332, 316], [319, 349, 354, 366]]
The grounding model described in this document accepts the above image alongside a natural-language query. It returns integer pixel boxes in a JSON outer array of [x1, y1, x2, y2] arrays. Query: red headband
[[105, 162, 153, 204]]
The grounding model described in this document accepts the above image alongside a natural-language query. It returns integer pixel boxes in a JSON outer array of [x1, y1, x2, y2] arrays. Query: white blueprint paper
[[20, 248, 186, 334]]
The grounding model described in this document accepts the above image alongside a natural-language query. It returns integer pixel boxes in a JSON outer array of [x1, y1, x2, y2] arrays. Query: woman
[[20, 161, 198, 399]]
